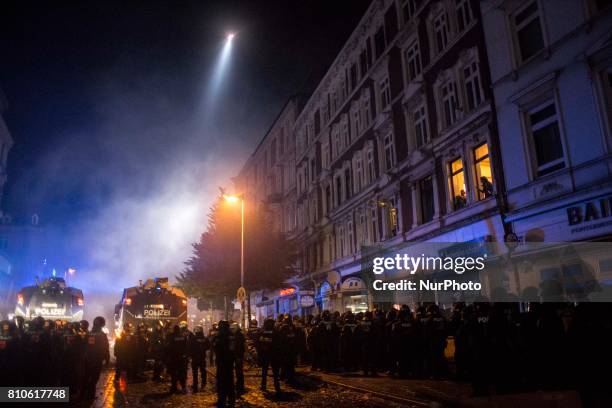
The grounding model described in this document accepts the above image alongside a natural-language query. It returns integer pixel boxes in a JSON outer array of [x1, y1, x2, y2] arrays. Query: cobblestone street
[[91, 366, 426, 407]]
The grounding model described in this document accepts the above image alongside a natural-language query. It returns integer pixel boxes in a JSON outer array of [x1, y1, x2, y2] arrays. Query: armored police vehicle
[[14, 277, 84, 322], [114, 277, 187, 334]]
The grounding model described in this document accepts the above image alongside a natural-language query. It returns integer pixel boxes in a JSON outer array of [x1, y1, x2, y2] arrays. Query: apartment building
[[286, 0, 506, 313]]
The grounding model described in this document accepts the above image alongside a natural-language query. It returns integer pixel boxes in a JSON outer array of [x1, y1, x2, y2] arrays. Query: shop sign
[[299, 295, 314, 308]]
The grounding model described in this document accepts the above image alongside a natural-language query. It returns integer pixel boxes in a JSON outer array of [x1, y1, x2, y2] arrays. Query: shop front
[[340, 277, 369, 313]]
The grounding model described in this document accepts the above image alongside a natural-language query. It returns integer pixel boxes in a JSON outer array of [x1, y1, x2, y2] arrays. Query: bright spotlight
[[227, 33, 235, 41]]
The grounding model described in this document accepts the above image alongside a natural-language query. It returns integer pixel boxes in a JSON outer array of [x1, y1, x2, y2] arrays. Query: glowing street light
[[223, 194, 246, 328]]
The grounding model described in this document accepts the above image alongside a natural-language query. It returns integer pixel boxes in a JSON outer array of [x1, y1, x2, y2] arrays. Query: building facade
[[482, 0, 612, 243], [289, 0, 506, 313], [234, 0, 517, 317]]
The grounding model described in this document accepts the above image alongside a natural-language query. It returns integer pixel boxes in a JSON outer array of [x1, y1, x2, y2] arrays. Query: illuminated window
[[474, 143, 493, 200], [450, 157, 467, 210]]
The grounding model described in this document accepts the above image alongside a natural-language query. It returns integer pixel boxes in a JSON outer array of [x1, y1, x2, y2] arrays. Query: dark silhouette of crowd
[[0, 315, 110, 402], [3, 301, 612, 407]]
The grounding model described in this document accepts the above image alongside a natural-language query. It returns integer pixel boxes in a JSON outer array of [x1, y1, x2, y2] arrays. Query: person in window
[[479, 177, 493, 198], [454, 190, 467, 209]]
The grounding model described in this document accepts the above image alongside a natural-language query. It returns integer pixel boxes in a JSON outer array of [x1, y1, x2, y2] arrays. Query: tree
[[177, 194, 296, 310]]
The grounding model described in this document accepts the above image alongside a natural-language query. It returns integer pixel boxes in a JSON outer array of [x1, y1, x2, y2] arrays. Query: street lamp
[[223, 194, 245, 329]]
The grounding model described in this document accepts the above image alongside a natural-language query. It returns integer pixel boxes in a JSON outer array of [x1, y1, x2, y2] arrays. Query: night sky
[[0, 0, 371, 297]]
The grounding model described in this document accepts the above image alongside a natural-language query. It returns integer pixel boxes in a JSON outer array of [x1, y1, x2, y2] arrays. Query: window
[[354, 154, 363, 192], [359, 211, 368, 244], [441, 79, 459, 127], [323, 143, 331, 169], [374, 26, 386, 59], [380, 76, 391, 110], [527, 102, 565, 176], [413, 103, 429, 148], [363, 92, 372, 126], [450, 157, 467, 210], [419, 176, 435, 223], [455, 0, 473, 32], [352, 107, 362, 136], [370, 207, 379, 243], [402, 0, 419, 23], [325, 184, 332, 213], [333, 126, 341, 158], [383, 133, 396, 170], [338, 226, 345, 257], [405, 40, 422, 82], [310, 158, 317, 182], [350, 63, 358, 91], [335, 176, 343, 206], [434, 12, 449, 53], [513, 1, 545, 63], [474, 143, 493, 200], [344, 168, 352, 199], [347, 220, 354, 254], [463, 61, 483, 111], [342, 116, 350, 147], [366, 148, 376, 183]]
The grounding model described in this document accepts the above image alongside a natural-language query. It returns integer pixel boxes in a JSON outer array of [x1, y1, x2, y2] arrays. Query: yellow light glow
[[223, 194, 240, 203]]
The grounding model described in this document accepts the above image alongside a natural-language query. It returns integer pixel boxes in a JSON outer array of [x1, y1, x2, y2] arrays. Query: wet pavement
[[89, 366, 424, 407]]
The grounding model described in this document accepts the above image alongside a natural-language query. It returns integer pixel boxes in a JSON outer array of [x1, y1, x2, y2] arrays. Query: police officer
[[357, 311, 378, 376], [82, 317, 110, 400], [189, 325, 210, 392], [229, 322, 245, 394], [0, 320, 19, 386], [426, 304, 447, 379], [318, 311, 339, 372], [340, 311, 358, 372], [208, 323, 218, 366], [279, 314, 298, 385], [214, 320, 235, 407], [24, 316, 51, 386], [392, 306, 417, 378], [134, 323, 149, 380], [61, 322, 82, 397], [150, 322, 165, 381], [256, 318, 281, 394], [166, 324, 188, 394], [114, 323, 132, 383]]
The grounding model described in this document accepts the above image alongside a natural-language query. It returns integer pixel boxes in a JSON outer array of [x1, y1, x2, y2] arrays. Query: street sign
[[237, 286, 246, 303]]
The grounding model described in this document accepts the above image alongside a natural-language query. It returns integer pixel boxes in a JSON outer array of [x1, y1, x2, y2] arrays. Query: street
[[91, 365, 424, 408]]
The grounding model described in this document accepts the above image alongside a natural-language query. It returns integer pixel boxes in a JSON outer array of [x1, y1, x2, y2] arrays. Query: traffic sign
[[237, 286, 246, 303]]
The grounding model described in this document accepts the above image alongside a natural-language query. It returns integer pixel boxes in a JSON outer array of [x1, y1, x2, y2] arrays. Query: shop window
[[450, 157, 467, 210], [512, 1, 545, 63], [474, 143, 493, 200]]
